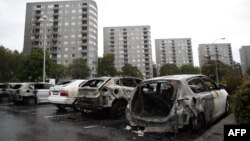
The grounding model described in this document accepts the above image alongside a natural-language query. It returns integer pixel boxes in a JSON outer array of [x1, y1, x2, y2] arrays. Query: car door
[[201, 76, 227, 120], [187, 78, 214, 122], [119, 78, 137, 99]]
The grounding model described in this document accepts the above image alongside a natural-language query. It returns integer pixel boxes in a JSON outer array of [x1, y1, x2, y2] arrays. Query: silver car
[[9, 82, 54, 105], [126, 74, 229, 134], [77, 77, 142, 118]]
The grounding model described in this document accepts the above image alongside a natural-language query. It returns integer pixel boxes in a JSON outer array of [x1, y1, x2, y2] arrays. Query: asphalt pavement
[[0, 98, 234, 141]]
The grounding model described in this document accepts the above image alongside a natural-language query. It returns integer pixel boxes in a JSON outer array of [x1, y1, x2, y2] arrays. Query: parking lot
[[0, 99, 205, 141]]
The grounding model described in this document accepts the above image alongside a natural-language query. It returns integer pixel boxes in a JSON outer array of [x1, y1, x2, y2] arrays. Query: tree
[[67, 58, 90, 79], [233, 80, 250, 123], [246, 67, 250, 76], [16, 48, 51, 81], [0, 46, 24, 82], [180, 64, 200, 74], [160, 63, 180, 76], [98, 53, 117, 76], [201, 60, 243, 95], [152, 64, 157, 77], [47, 61, 67, 81], [121, 64, 143, 79], [201, 60, 232, 82]]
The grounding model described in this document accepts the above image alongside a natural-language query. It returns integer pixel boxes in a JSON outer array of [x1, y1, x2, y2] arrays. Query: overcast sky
[[1, 0, 250, 66]]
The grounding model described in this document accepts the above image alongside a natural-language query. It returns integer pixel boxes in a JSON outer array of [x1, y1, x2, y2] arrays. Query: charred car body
[[126, 75, 230, 133], [76, 77, 142, 117], [8, 82, 54, 105]]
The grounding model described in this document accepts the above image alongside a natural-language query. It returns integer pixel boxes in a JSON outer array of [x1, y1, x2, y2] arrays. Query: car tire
[[224, 98, 230, 116], [195, 113, 206, 135], [26, 97, 36, 105], [110, 100, 127, 118], [56, 104, 66, 110], [73, 104, 81, 112]]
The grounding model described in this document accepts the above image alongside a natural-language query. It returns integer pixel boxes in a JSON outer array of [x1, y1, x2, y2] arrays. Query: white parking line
[[44, 113, 81, 119]]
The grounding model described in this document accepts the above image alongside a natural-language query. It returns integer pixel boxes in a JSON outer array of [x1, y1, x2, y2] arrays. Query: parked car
[[0, 83, 18, 99], [8, 82, 54, 105], [126, 74, 230, 134], [48, 80, 87, 111], [76, 76, 142, 118]]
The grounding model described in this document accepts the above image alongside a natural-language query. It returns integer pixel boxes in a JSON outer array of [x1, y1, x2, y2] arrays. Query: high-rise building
[[240, 46, 250, 76], [103, 26, 153, 79], [155, 38, 193, 67], [23, 0, 98, 76], [198, 43, 233, 67]]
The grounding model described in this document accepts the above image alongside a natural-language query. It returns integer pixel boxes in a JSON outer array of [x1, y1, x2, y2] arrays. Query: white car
[[126, 74, 230, 134], [48, 80, 87, 111], [8, 82, 54, 105]]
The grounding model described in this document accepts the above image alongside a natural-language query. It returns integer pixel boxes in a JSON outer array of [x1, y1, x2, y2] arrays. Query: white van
[[48, 80, 86, 111]]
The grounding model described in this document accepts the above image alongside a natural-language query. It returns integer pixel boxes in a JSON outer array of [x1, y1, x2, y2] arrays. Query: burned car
[[76, 76, 142, 117], [126, 75, 229, 134], [9, 82, 54, 105]]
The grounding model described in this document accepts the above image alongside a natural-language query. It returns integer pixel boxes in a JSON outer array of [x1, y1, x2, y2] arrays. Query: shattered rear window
[[81, 79, 105, 88], [12, 84, 23, 89], [131, 80, 179, 116]]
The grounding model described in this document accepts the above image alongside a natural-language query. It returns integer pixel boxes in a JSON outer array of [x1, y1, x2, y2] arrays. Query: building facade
[[198, 43, 233, 67], [155, 38, 193, 67], [23, 0, 98, 76], [240, 46, 250, 76], [103, 26, 153, 79]]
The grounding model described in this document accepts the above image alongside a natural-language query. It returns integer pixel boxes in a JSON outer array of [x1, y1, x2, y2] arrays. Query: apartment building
[[198, 43, 233, 67], [103, 26, 153, 79], [240, 46, 250, 76], [155, 38, 193, 67], [23, 0, 98, 76]]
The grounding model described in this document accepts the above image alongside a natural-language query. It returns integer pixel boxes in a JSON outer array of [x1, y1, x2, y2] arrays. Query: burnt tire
[[224, 98, 230, 116], [195, 113, 206, 135], [26, 97, 36, 105], [56, 104, 66, 110], [110, 100, 128, 118], [73, 104, 81, 112]]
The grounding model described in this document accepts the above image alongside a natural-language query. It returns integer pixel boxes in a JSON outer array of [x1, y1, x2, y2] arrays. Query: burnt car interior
[[131, 80, 178, 116]]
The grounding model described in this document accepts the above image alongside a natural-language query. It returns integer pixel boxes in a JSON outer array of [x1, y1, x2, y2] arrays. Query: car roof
[[145, 74, 205, 81], [89, 76, 141, 80]]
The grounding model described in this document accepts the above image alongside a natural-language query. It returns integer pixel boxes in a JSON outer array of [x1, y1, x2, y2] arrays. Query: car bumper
[[76, 97, 102, 110], [48, 96, 75, 105], [128, 114, 180, 133]]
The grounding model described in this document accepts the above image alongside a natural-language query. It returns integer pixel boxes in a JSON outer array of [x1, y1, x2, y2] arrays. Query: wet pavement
[[0, 98, 225, 141]]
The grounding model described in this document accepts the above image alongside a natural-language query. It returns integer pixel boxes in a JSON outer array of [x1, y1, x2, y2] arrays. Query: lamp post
[[213, 37, 225, 84], [39, 15, 48, 82]]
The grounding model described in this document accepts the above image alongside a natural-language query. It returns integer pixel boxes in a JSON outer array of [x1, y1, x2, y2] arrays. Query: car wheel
[[224, 98, 230, 116], [26, 97, 36, 105], [56, 104, 66, 110], [73, 104, 81, 112], [110, 100, 127, 118], [196, 113, 206, 135]]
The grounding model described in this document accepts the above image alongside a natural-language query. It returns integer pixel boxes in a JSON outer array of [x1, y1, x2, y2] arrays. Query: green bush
[[233, 80, 250, 124]]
